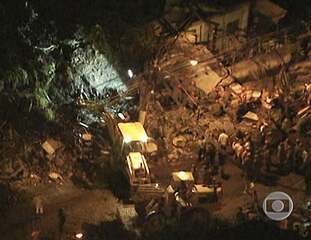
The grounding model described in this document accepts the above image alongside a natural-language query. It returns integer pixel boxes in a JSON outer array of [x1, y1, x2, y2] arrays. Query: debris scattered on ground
[[172, 135, 187, 148], [48, 172, 64, 183], [42, 138, 63, 155], [82, 133, 92, 141], [243, 111, 259, 121]]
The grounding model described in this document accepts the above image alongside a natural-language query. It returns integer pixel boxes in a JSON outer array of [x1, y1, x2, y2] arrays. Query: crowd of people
[[193, 84, 311, 197]]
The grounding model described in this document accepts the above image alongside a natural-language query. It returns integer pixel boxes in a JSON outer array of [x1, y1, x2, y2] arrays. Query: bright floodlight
[[140, 135, 148, 143], [190, 60, 198, 66], [75, 233, 83, 239], [178, 171, 187, 179], [124, 136, 132, 143], [128, 69, 134, 78], [118, 113, 126, 120]]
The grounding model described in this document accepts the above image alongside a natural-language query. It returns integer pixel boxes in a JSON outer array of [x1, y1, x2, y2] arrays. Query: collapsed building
[[134, 0, 311, 189]]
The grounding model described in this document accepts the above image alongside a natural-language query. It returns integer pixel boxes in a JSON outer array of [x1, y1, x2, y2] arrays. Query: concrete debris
[[297, 106, 311, 118], [172, 135, 187, 148], [42, 139, 62, 155], [146, 141, 158, 154], [168, 152, 178, 162], [209, 103, 224, 116], [230, 83, 243, 95], [242, 111, 259, 121], [30, 173, 40, 180], [230, 99, 240, 108], [252, 90, 262, 99], [82, 133, 92, 141], [101, 150, 110, 155], [48, 172, 64, 182]]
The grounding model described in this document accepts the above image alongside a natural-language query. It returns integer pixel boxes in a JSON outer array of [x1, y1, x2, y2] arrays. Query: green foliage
[[5, 66, 30, 90], [1, 59, 57, 121]]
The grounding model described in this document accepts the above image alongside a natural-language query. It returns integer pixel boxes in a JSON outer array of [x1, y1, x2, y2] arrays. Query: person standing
[[293, 139, 303, 173], [236, 207, 246, 224], [58, 208, 66, 239], [205, 141, 216, 170], [217, 143, 229, 179], [263, 140, 271, 172], [198, 136, 206, 162], [277, 141, 286, 173], [253, 153, 262, 181], [284, 139, 293, 172], [33, 196, 44, 215], [218, 131, 229, 148], [300, 149, 309, 174], [305, 160, 311, 196]]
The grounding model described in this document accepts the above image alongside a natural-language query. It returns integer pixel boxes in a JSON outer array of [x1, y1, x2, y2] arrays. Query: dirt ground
[[0, 181, 120, 240], [213, 162, 306, 220]]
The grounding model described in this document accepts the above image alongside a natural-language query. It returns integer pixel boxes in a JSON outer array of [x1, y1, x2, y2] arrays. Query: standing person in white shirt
[[218, 131, 230, 179]]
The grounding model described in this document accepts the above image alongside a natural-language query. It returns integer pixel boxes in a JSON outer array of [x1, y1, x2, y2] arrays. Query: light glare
[[118, 113, 126, 120], [140, 135, 148, 143], [190, 60, 198, 66], [75, 233, 83, 239], [124, 136, 132, 143], [128, 69, 134, 78]]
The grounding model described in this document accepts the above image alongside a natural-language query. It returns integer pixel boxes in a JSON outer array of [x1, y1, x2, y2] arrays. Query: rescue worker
[[205, 141, 216, 170], [236, 207, 246, 224], [33, 196, 44, 215], [263, 140, 271, 172], [217, 143, 229, 180], [293, 139, 303, 173], [277, 140, 286, 173], [243, 153, 254, 194], [232, 141, 243, 165], [284, 139, 294, 172], [218, 131, 229, 148], [283, 138, 292, 174], [198, 136, 206, 162], [253, 153, 262, 181], [300, 149, 309, 174], [58, 208, 66, 239], [304, 84, 311, 105], [305, 160, 311, 196]]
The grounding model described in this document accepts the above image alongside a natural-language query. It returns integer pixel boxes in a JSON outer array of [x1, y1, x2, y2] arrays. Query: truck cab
[[126, 152, 151, 186]]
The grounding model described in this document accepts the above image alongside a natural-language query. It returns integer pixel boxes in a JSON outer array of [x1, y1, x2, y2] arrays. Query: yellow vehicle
[[103, 114, 160, 195], [165, 171, 223, 209]]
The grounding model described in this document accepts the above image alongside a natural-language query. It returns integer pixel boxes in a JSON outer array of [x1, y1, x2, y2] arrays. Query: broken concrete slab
[[297, 106, 311, 118], [252, 90, 262, 99], [146, 141, 158, 154], [42, 139, 62, 155], [230, 83, 243, 95], [82, 133, 92, 141], [194, 67, 222, 94], [242, 111, 259, 121], [172, 135, 187, 148], [48, 172, 64, 182]]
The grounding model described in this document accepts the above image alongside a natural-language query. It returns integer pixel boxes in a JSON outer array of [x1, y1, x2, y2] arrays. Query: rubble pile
[[142, 34, 311, 190], [0, 120, 112, 189]]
